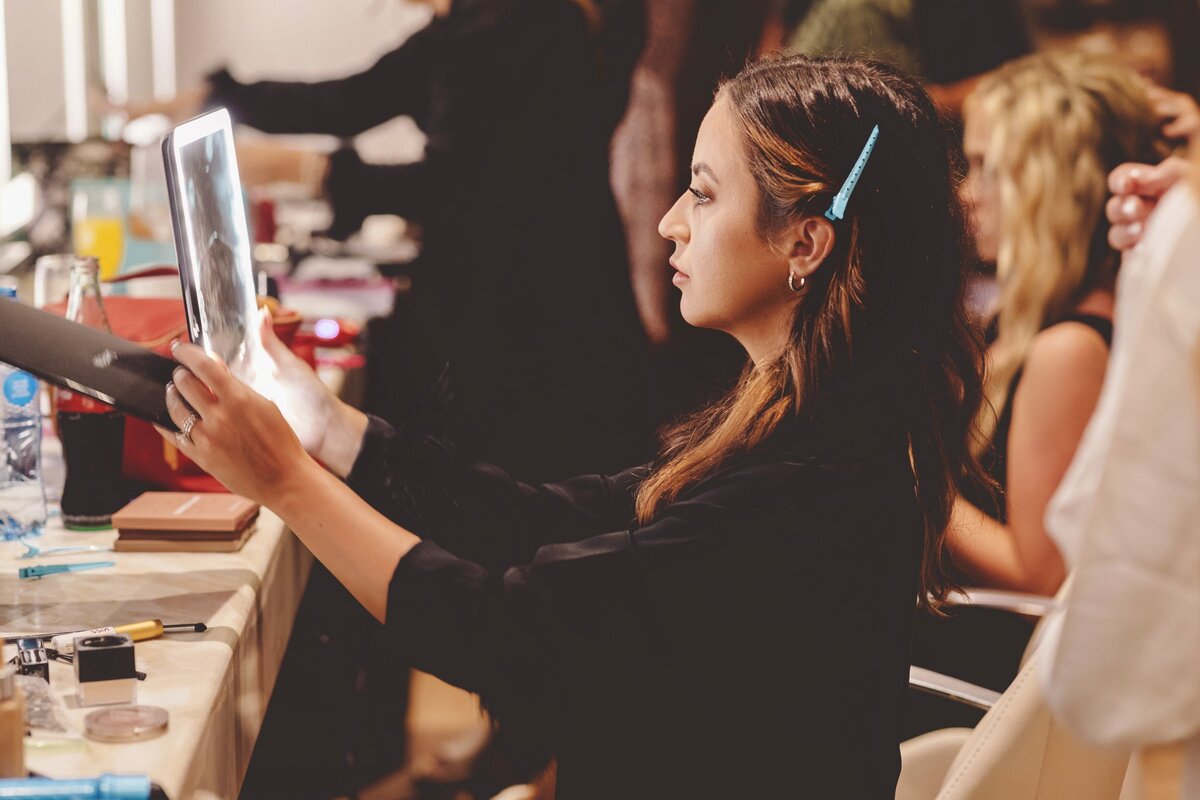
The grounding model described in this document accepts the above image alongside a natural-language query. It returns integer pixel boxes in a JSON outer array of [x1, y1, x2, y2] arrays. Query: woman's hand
[[1106, 157, 1191, 250], [124, 85, 208, 124], [1148, 85, 1200, 144], [157, 341, 318, 506], [234, 141, 329, 195], [161, 339, 419, 623], [1104, 85, 1200, 252], [254, 311, 367, 477]]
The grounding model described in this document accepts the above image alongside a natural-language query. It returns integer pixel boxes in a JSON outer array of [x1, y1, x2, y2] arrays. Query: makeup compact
[[74, 634, 137, 707], [84, 705, 169, 743]]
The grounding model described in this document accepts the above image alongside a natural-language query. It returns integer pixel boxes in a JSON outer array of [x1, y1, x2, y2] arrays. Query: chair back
[[937, 649, 1130, 800]]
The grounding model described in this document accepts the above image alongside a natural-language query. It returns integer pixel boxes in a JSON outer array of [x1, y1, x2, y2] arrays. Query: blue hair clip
[[824, 125, 880, 222]]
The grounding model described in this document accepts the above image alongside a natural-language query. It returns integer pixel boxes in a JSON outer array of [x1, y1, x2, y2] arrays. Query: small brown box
[[112, 492, 259, 533]]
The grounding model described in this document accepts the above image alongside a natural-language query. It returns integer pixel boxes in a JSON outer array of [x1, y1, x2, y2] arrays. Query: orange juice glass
[[72, 217, 124, 280], [71, 184, 125, 280]]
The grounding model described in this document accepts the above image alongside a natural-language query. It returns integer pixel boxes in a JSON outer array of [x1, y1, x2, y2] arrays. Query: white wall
[[173, 0, 429, 87], [4, 0, 431, 144], [4, 1, 70, 141]]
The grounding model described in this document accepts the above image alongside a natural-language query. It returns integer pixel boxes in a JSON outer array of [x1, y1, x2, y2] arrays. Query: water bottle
[[0, 279, 47, 540]]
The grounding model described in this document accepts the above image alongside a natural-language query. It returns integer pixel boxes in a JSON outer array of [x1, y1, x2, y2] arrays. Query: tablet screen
[[163, 109, 260, 378]]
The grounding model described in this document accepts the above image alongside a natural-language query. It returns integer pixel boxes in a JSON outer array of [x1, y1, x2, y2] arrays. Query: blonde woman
[[950, 52, 1165, 595]]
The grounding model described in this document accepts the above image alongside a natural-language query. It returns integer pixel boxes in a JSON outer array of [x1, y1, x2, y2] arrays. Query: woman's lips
[[670, 259, 689, 285]]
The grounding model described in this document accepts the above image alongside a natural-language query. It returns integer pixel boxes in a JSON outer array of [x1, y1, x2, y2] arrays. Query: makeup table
[[0, 507, 312, 799]]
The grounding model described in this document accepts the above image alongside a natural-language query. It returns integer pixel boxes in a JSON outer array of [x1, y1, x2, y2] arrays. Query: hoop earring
[[788, 273, 807, 293]]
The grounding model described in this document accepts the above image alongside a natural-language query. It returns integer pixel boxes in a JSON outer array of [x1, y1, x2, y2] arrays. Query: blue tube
[[0, 774, 150, 799]]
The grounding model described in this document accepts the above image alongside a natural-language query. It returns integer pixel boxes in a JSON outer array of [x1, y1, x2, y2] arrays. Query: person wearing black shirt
[[161, 3, 655, 794], [163, 55, 987, 798], [786, 0, 1032, 115], [157, 0, 655, 482]]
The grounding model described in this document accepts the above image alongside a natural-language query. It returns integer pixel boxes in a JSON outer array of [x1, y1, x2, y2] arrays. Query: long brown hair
[[636, 55, 987, 611]]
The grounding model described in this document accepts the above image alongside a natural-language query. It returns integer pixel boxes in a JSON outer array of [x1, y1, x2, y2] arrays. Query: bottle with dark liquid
[[55, 257, 126, 530]]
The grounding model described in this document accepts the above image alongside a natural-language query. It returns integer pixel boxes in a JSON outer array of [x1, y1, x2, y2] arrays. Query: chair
[[941, 587, 1060, 667], [897, 586, 1132, 799]]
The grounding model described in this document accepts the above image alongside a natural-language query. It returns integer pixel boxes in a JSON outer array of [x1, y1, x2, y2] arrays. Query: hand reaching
[[124, 85, 208, 125], [1148, 85, 1200, 144], [1106, 157, 1191, 250]]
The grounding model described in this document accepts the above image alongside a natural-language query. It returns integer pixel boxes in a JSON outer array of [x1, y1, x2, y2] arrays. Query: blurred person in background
[[1035, 3, 1200, 195], [781, 0, 1032, 115], [141, 2, 656, 797], [1031, 0, 1200, 98], [905, 53, 1166, 736], [948, 52, 1165, 596], [609, 0, 769, 426], [139, 0, 655, 483]]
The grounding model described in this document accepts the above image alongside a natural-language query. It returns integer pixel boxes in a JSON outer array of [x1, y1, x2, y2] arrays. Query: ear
[[785, 216, 836, 283]]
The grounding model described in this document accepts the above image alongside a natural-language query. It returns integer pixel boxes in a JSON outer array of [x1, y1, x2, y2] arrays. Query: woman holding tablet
[[160, 55, 986, 797]]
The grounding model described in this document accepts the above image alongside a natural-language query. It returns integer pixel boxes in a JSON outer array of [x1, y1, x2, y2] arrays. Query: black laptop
[[0, 297, 177, 430]]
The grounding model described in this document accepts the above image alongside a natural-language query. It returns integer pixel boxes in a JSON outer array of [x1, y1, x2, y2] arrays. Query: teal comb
[[19, 561, 115, 580]]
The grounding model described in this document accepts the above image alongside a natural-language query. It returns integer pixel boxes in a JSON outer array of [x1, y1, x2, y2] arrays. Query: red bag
[[49, 267, 226, 492], [50, 267, 309, 492]]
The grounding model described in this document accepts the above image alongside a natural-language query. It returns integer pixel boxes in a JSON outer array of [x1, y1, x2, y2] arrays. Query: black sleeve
[[345, 414, 645, 574], [203, 24, 436, 137], [383, 466, 776, 746], [321, 148, 437, 236], [381, 456, 854, 763]]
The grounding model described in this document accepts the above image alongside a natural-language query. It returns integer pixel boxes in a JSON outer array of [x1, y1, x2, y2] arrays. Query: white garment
[[1039, 184, 1200, 797]]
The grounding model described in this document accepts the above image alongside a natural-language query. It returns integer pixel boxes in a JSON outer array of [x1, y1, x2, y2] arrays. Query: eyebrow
[[691, 162, 719, 184]]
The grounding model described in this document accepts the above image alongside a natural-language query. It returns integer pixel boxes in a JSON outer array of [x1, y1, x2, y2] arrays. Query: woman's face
[[658, 99, 798, 355], [961, 103, 1001, 264]]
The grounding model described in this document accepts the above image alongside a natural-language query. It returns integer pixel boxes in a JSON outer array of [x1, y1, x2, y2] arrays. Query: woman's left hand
[[1148, 85, 1200, 144], [157, 341, 314, 506]]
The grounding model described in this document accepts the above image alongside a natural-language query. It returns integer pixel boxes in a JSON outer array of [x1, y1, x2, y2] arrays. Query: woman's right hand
[[256, 310, 368, 478], [125, 85, 208, 124], [1106, 157, 1191, 250]]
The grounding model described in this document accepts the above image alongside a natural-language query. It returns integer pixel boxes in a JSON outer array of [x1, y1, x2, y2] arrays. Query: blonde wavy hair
[[968, 52, 1164, 449]]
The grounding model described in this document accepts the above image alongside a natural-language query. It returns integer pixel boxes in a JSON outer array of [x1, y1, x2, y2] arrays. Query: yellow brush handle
[[113, 619, 164, 642]]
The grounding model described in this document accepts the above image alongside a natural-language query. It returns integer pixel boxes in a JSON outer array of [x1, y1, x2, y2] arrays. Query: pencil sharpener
[[74, 634, 137, 707]]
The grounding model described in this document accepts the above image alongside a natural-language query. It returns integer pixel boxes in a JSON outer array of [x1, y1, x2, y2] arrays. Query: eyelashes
[[688, 186, 711, 205]]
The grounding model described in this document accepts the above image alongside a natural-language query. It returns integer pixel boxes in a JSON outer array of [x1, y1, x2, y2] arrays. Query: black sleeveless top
[[964, 313, 1114, 523]]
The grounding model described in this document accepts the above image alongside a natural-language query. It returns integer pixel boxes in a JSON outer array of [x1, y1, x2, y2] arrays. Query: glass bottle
[[56, 257, 126, 530]]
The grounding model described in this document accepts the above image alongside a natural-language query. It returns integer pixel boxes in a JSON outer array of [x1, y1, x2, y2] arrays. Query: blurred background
[[1, 1, 1198, 799]]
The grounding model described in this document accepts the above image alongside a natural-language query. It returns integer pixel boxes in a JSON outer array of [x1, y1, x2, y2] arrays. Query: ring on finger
[[178, 410, 200, 446]]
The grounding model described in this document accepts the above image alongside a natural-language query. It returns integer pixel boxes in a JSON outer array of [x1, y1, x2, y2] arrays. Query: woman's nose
[[658, 194, 689, 243]]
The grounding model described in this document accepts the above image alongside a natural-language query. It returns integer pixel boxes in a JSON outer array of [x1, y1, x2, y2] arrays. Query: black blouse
[[346, 414, 923, 799]]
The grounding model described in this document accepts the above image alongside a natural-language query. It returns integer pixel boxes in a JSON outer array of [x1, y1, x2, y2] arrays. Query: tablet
[[0, 297, 177, 430], [161, 109, 260, 377]]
